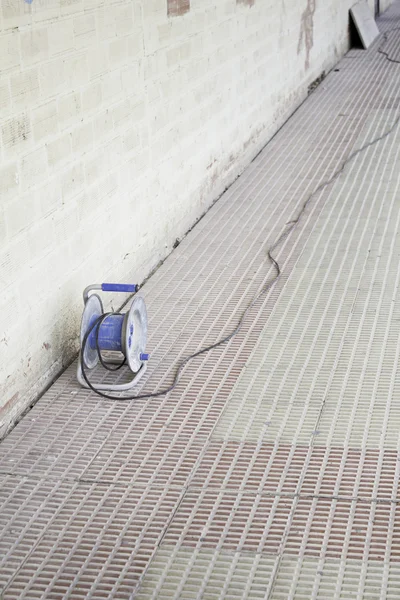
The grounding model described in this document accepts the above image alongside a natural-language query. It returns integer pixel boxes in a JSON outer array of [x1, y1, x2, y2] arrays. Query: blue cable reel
[[77, 283, 149, 393]]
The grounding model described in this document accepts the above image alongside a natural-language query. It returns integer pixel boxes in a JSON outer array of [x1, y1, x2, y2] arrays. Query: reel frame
[[77, 283, 149, 393]]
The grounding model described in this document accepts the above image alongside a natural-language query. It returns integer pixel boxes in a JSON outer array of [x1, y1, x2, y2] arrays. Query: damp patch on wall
[[298, 0, 316, 70], [168, 0, 190, 17]]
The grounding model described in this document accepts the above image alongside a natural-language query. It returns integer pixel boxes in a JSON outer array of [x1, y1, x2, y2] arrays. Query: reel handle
[[83, 283, 139, 303], [101, 283, 139, 293]]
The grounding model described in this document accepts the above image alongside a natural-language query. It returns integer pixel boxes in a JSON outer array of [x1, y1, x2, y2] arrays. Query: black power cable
[[81, 30, 400, 402], [378, 27, 400, 63]]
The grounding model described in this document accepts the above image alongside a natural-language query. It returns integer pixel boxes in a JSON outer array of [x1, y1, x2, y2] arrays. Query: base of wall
[[0, 355, 65, 439]]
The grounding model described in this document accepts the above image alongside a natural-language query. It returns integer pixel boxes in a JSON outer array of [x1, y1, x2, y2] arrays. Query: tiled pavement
[[2, 3, 400, 598]]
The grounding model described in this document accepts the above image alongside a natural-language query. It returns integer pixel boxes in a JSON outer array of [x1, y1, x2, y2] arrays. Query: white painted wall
[[0, 0, 392, 435]]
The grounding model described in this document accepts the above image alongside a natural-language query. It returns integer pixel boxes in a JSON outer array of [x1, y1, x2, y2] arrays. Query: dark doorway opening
[[349, 16, 363, 49], [375, 0, 380, 17]]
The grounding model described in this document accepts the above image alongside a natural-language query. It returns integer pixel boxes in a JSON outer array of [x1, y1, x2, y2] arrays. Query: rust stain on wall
[[297, 0, 316, 70], [237, 0, 255, 6], [0, 392, 19, 423], [168, 0, 190, 17]]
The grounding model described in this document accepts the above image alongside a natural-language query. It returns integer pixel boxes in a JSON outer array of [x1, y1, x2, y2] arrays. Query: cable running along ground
[[378, 27, 400, 63], [81, 30, 400, 401]]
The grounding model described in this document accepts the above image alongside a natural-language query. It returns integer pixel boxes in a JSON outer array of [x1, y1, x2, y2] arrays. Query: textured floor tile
[[2, 483, 182, 599], [189, 442, 400, 501], [271, 556, 400, 599], [82, 434, 206, 487], [162, 490, 295, 553], [0, 476, 77, 593], [135, 546, 278, 600], [283, 497, 399, 563], [136, 550, 400, 600]]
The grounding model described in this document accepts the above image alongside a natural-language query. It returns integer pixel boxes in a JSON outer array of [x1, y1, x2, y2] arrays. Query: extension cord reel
[[77, 283, 149, 392]]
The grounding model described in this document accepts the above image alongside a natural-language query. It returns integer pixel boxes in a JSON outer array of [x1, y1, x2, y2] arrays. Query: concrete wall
[[0, 0, 391, 435]]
